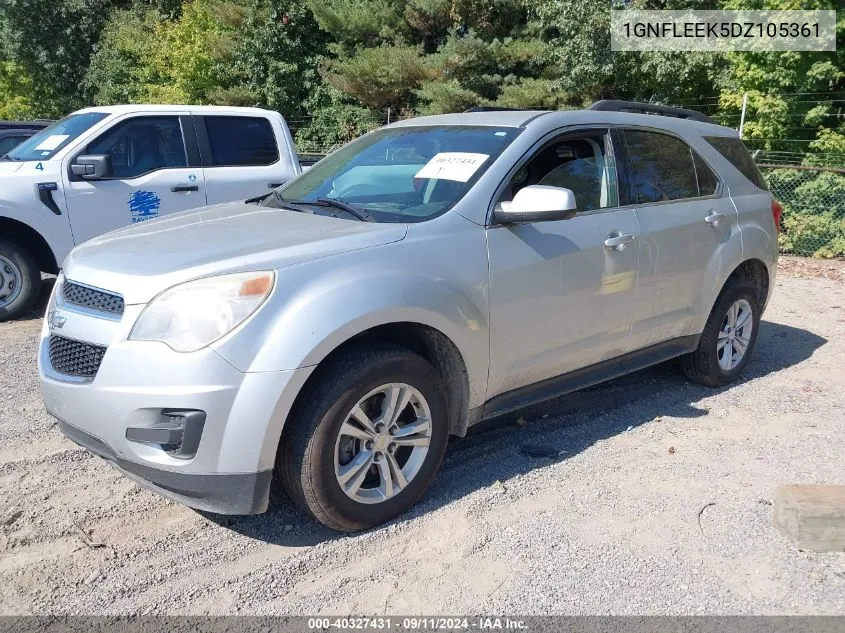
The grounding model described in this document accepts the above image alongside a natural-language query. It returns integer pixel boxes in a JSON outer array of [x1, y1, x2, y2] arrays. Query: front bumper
[[38, 284, 313, 515], [59, 420, 272, 514]]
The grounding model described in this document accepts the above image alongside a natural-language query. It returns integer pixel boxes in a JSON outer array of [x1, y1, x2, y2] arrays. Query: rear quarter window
[[704, 136, 768, 190]]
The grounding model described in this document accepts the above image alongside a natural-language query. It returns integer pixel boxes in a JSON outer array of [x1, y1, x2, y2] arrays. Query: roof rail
[[587, 100, 714, 124], [464, 106, 526, 113]]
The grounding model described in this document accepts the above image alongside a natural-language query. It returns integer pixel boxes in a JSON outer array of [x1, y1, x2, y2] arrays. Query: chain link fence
[[757, 160, 845, 259]]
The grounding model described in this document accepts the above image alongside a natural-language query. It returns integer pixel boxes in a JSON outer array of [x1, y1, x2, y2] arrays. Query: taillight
[[771, 198, 783, 234]]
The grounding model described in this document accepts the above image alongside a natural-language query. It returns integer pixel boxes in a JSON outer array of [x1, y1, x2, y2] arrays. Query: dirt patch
[[778, 255, 845, 283]]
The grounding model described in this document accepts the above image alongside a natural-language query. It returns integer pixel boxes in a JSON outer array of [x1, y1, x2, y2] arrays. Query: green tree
[[716, 0, 844, 159], [533, 0, 723, 105], [87, 0, 255, 106], [307, 0, 569, 117], [84, 7, 162, 105], [232, 0, 328, 117], [0, 0, 117, 116], [0, 60, 38, 119]]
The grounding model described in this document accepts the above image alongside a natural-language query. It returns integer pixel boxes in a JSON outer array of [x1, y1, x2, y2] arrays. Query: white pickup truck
[[0, 104, 301, 320]]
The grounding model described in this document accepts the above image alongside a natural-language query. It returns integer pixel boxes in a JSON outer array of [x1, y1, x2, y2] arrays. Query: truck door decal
[[128, 190, 161, 223]]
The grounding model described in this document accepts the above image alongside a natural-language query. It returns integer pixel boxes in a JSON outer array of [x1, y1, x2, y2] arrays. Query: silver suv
[[38, 102, 779, 531]]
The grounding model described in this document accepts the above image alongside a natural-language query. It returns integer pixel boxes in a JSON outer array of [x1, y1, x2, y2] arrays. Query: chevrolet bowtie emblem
[[48, 310, 66, 331]]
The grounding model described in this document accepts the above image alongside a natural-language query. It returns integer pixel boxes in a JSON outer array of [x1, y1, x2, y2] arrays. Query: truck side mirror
[[71, 155, 112, 180]]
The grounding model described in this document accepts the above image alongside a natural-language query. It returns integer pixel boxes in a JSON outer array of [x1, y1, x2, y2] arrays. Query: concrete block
[[774, 485, 845, 552]]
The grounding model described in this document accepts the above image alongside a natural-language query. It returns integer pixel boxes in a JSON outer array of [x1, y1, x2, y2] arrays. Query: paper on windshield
[[33, 135, 70, 151], [414, 152, 489, 182]]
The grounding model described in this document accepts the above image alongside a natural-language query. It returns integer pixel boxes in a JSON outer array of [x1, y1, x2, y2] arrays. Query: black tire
[[277, 344, 449, 531], [681, 278, 761, 387], [0, 239, 41, 322]]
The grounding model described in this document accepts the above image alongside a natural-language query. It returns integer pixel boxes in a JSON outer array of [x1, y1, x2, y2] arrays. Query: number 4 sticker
[[35, 162, 44, 171]]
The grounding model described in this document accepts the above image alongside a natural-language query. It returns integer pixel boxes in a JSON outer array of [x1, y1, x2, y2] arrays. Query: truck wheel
[[681, 278, 761, 387], [278, 344, 449, 531], [0, 239, 41, 321]]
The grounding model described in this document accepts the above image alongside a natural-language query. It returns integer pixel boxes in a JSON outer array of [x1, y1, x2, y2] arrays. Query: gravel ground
[[1, 261, 844, 615]]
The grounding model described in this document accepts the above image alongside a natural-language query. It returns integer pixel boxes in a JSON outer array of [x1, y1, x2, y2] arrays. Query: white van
[[0, 105, 301, 319]]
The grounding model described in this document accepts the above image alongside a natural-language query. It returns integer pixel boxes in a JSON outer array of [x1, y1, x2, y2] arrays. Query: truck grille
[[62, 280, 124, 316], [48, 335, 107, 379]]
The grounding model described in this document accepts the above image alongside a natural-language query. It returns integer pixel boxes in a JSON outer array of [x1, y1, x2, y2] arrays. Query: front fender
[[0, 162, 75, 266], [213, 219, 491, 409]]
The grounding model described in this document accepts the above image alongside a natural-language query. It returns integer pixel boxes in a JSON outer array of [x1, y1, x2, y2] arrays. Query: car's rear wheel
[[278, 344, 449, 531], [0, 239, 40, 322], [681, 279, 760, 387]]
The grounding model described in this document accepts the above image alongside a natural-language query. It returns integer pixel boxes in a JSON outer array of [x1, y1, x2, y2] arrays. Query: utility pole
[[738, 92, 748, 139], [387, 107, 391, 125]]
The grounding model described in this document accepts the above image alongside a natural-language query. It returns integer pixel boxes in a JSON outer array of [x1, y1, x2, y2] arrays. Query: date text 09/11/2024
[[307, 618, 528, 631]]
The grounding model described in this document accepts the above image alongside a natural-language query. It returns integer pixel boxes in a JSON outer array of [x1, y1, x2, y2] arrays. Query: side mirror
[[495, 185, 577, 224], [71, 155, 112, 180]]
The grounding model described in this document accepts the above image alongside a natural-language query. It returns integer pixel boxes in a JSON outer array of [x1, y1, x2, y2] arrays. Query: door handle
[[604, 232, 635, 251], [705, 211, 726, 226], [171, 184, 199, 192]]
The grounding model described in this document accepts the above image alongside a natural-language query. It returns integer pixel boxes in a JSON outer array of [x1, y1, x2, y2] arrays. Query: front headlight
[[129, 271, 275, 352]]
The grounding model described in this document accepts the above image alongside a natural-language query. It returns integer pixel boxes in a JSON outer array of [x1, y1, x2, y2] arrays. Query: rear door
[[62, 114, 205, 244], [620, 128, 735, 347], [195, 114, 298, 204]]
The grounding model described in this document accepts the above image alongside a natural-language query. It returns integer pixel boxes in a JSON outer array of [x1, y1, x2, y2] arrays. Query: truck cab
[[0, 105, 300, 320]]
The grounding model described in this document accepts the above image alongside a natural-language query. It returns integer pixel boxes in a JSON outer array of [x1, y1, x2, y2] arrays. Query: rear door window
[[203, 116, 279, 167], [704, 136, 768, 190], [623, 129, 699, 203]]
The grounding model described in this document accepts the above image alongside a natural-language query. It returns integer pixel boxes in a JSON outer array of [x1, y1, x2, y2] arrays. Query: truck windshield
[[4, 112, 109, 161], [273, 125, 520, 222]]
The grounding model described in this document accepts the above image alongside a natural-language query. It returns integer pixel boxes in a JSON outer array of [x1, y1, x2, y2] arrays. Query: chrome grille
[[48, 335, 107, 379], [62, 280, 124, 315]]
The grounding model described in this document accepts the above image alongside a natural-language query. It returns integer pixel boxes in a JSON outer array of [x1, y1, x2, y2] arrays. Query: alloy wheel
[[334, 383, 432, 504], [717, 298, 753, 371]]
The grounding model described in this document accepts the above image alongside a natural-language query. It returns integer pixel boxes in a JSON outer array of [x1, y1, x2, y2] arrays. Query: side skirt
[[476, 335, 700, 422]]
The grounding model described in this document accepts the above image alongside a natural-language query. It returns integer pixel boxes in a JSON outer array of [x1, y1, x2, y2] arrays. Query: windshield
[[4, 112, 109, 161], [274, 125, 520, 222]]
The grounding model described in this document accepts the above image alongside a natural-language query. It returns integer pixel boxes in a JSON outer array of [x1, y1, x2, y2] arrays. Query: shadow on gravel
[[212, 319, 826, 544], [17, 276, 57, 322]]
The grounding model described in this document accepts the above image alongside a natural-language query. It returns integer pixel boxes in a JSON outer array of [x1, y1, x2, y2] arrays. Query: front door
[[486, 128, 640, 400], [62, 114, 206, 245]]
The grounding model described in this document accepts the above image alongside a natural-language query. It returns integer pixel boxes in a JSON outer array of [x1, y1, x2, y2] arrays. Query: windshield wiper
[[261, 190, 315, 213], [311, 198, 376, 222]]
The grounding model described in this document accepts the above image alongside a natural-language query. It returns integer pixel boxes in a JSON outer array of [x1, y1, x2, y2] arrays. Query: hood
[[64, 202, 408, 304], [0, 160, 25, 176]]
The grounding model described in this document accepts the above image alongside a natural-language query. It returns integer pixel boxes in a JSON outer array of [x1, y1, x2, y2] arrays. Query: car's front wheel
[[0, 239, 41, 322], [278, 344, 449, 531]]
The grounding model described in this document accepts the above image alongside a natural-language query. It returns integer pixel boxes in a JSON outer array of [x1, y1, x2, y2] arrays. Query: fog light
[[125, 409, 206, 459]]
